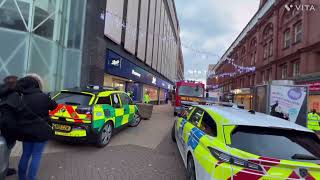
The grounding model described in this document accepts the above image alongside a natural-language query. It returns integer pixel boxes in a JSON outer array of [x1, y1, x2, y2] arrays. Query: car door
[[111, 93, 124, 128], [196, 111, 233, 179], [180, 107, 204, 155], [119, 93, 134, 124]]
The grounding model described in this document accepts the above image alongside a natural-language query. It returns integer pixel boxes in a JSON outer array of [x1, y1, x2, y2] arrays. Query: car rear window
[[54, 92, 93, 105], [230, 126, 320, 161]]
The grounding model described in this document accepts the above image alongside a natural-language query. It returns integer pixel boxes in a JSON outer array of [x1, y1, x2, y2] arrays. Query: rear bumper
[[51, 120, 98, 143]]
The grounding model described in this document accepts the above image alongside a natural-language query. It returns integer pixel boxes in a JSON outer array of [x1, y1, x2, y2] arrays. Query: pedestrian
[[0, 75, 19, 177], [144, 91, 151, 104], [307, 109, 320, 130], [16, 74, 57, 180]]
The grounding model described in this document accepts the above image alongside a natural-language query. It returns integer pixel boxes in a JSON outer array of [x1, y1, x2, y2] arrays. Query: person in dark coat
[[0, 75, 19, 177], [16, 74, 57, 180]]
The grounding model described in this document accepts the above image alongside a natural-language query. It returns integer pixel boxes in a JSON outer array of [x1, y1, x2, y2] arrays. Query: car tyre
[[187, 155, 196, 180], [96, 121, 113, 148], [171, 123, 176, 142], [129, 113, 141, 127]]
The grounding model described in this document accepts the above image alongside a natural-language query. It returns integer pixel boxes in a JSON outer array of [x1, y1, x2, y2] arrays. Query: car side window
[[96, 96, 111, 105], [119, 93, 130, 105], [199, 112, 217, 137], [111, 94, 121, 108], [188, 108, 204, 126]]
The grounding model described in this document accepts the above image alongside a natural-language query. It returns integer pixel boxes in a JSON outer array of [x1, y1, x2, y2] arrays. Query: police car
[[50, 85, 141, 147], [172, 103, 320, 180]]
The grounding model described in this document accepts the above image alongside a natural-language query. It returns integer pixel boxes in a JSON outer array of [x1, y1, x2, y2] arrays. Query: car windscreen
[[54, 92, 93, 105], [178, 85, 204, 97], [230, 126, 320, 161]]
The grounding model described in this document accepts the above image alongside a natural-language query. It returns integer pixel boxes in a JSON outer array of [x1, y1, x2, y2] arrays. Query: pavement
[[7, 104, 186, 180]]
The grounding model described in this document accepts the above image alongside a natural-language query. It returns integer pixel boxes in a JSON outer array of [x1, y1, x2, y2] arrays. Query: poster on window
[[269, 85, 308, 125]]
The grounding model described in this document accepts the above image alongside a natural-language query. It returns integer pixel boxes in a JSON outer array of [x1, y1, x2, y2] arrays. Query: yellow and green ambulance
[[50, 85, 140, 147]]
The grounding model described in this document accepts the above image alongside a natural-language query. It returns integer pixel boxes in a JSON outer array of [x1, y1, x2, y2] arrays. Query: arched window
[[250, 38, 257, 65], [262, 23, 273, 59]]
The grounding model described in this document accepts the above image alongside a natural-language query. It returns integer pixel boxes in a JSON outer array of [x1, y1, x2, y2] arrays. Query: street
[[8, 105, 186, 180]]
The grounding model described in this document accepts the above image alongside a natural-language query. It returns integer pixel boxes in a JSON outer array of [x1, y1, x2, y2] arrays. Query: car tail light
[[75, 107, 92, 120], [208, 147, 264, 172]]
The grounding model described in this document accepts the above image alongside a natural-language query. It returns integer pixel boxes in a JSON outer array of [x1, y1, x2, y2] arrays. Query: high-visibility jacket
[[144, 94, 150, 104], [307, 112, 320, 131]]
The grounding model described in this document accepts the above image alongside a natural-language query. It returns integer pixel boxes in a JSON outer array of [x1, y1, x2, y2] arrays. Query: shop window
[[111, 94, 121, 108], [188, 108, 204, 126], [97, 96, 111, 105], [294, 22, 302, 44], [293, 61, 300, 77], [199, 112, 217, 137], [281, 64, 288, 79], [284, 29, 291, 48]]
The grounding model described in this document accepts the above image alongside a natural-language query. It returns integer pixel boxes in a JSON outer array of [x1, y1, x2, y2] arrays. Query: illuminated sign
[[132, 70, 141, 78], [152, 77, 157, 84], [111, 59, 121, 67]]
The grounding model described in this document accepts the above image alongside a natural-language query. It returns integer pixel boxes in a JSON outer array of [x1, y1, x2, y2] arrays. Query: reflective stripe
[[55, 130, 86, 137]]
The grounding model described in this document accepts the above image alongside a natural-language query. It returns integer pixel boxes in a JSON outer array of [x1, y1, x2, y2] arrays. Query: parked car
[[172, 104, 320, 180], [0, 135, 9, 180], [50, 85, 141, 147]]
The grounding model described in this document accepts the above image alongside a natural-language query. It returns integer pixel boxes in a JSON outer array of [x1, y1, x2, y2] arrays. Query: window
[[111, 94, 121, 108], [284, 30, 291, 48], [189, 108, 204, 126], [263, 44, 268, 59], [178, 85, 204, 98], [293, 61, 300, 77], [231, 126, 320, 161], [268, 69, 272, 81], [268, 40, 273, 57], [281, 64, 288, 79], [199, 112, 217, 137], [294, 22, 302, 43], [119, 93, 131, 105], [261, 71, 265, 84], [96, 96, 111, 105], [54, 92, 93, 105]]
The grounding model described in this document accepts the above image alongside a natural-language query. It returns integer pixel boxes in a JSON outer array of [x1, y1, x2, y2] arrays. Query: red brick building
[[208, 0, 320, 110]]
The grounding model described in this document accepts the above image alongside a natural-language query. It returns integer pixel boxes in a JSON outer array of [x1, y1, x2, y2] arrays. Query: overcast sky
[[175, 0, 260, 83]]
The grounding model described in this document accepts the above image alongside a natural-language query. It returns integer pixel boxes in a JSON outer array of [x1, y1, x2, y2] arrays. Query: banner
[[269, 85, 307, 123]]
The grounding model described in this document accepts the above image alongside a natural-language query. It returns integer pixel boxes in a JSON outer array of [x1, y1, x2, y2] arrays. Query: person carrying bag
[[15, 74, 57, 180]]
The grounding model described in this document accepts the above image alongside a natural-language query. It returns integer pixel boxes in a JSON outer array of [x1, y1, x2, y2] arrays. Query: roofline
[[213, 0, 276, 72]]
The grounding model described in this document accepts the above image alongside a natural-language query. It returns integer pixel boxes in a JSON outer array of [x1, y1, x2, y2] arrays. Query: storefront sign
[[303, 81, 320, 92], [106, 50, 172, 89], [269, 85, 307, 123]]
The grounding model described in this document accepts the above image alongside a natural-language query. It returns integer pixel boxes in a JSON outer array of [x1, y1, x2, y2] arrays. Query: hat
[[25, 73, 44, 91]]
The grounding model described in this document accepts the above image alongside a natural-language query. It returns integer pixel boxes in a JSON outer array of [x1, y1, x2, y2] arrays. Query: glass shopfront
[[0, 0, 86, 91], [105, 49, 173, 103]]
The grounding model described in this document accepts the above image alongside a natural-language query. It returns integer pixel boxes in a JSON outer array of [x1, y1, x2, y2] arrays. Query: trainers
[[6, 168, 17, 176]]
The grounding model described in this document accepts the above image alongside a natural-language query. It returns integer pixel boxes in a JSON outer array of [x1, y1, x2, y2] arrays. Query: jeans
[[18, 142, 46, 180]]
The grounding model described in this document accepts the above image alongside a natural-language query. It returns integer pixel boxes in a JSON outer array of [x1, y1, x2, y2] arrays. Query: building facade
[[209, 0, 320, 110], [0, 0, 183, 103]]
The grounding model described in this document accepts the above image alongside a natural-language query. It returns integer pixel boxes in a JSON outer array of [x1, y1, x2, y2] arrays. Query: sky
[[175, 0, 260, 83]]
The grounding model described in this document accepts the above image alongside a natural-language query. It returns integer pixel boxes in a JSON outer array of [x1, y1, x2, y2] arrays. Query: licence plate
[[53, 124, 71, 132]]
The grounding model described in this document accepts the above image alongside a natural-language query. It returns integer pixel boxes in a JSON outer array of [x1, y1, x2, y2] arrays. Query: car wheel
[[129, 113, 141, 127], [96, 121, 113, 148], [171, 123, 176, 142], [187, 155, 196, 180]]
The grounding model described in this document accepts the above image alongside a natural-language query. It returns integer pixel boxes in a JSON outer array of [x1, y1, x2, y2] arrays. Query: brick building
[[208, 0, 320, 110]]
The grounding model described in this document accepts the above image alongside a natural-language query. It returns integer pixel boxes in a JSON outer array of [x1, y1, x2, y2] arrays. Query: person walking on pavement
[[0, 75, 19, 177], [144, 91, 151, 104], [16, 74, 57, 180], [307, 109, 320, 131]]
